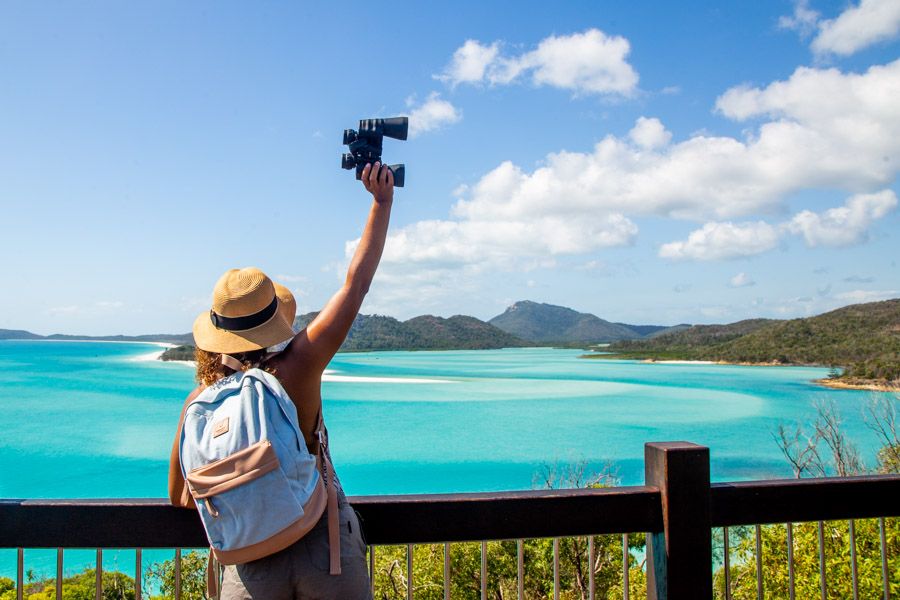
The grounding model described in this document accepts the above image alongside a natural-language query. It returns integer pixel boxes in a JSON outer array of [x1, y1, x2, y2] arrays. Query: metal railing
[[2, 442, 898, 599]]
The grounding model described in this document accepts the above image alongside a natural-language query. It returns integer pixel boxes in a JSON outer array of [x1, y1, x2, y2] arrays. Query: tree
[[719, 394, 900, 598], [0, 568, 135, 600], [146, 550, 209, 600]]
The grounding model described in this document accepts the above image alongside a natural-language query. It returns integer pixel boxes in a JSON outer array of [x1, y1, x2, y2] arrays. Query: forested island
[[587, 299, 900, 391]]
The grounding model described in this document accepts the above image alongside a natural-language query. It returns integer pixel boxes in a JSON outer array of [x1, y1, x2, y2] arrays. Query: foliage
[[366, 537, 648, 600], [160, 345, 195, 361], [146, 550, 209, 600], [296, 312, 532, 351], [713, 519, 900, 599], [601, 299, 900, 384], [717, 395, 900, 597], [487, 300, 645, 344], [0, 568, 135, 600]]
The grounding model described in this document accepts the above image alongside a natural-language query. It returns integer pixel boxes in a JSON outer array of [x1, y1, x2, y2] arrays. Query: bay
[[0, 340, 892, 583]]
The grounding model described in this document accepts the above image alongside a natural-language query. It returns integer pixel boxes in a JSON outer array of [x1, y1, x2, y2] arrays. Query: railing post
[[645, 442, 712, 600]]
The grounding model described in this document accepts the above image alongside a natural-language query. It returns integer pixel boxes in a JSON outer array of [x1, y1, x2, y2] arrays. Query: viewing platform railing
[[2, 442, 899, 599]]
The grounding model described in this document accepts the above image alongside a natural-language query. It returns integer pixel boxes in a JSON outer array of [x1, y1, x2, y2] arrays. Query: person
[[167, 162, 394, 600]]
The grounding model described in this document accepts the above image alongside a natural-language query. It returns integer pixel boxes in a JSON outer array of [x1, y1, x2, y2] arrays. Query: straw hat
[[193, 267, 296, 354], [273, 282, 297, 331]]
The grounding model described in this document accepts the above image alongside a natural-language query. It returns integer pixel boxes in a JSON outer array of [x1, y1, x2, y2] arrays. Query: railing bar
[[787, 523, 795, 600], [95, 548, 102, 600], [407, 543, 413, 600], [16, 548, 23, 600], [480, 540, 487, 600], [849, 519, 859, 600], [723, 527, 730, 600], [517, 539, 524, 600], [818, 521, 826, 600], [174, 548, 181, 600], [755, 524, 763, 600], [135, 548, 142, 600], [622, 533, 629, 600], [587, 536, 594, 600], [879, 517, 889, 600], [553, 537, 559, 600], [56, 548, 62, 600], [368, 546, 375, 597], [444, 542, 451, 600]]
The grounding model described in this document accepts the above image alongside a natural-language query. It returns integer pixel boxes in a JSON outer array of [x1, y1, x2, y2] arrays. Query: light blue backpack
[[179, 368, 341, 576]]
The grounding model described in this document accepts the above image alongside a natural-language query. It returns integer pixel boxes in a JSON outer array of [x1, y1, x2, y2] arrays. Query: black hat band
[[210, 296, 278, 332]]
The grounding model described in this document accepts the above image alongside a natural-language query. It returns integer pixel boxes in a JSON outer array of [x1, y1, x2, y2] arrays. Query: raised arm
[[284, 162, 394, 372]]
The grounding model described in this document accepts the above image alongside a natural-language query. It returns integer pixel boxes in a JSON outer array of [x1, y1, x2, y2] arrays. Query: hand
[[361, 161, 394, 204]]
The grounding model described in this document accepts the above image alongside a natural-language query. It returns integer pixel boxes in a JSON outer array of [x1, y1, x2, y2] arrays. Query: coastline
[[126, 342, 178, 363], [6, 338, 177, 347], [815, 378, 900, 393]]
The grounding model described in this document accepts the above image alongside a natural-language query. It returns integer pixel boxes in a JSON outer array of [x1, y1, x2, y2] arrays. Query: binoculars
[[341, 117, 407, 187]]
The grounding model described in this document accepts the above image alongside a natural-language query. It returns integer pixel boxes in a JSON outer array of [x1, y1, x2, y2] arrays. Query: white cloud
[[405, 92, 462, 137], [350, 60, 900, 305], [628, 117, 672, 150], [95, 301, 124, 310], [438, 29, 639, 96], [438, 40, 499, 87], [835, 289, 900, 303], [812, 0, 900, 56], [440, 60, 900, 225], [660, 190, 896, 261], [730, 272, 756, 288], [353, 210, 637, 270], [787, 190, 897, 247], [779, 0, 821, 37], [659, 222, 780, 261]]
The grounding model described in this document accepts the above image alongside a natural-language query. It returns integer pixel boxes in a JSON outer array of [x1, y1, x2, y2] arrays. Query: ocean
[[0, 339, 893, 582]]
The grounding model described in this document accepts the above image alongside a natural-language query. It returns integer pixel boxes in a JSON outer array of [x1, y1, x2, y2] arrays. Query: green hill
[[0, 329, 193, 344], [488, 301, 641, 343], [0, 329, 43, 340], [599, 299, 900, 384], [610, 319, 776, 354], [293, 312, 531, 351], [404, 315, 530, 349]]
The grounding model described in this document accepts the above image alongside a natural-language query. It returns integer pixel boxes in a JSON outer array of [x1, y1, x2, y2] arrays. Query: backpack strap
[[316, 412, 342, 576], [220, 353, 244, 371], [206, 551, 220, 599]]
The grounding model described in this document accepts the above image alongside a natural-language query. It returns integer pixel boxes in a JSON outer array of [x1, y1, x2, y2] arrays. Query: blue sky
[[2, 1, 899, 335]]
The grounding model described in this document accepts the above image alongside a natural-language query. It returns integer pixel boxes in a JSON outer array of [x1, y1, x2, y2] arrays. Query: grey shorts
[[220, 498, 372, 600]]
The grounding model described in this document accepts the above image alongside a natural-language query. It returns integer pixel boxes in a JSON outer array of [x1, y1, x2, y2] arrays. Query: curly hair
[[194, 347, 275, 387]]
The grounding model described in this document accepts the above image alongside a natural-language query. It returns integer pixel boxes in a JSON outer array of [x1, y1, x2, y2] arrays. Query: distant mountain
[[0, 329, 43, 340], [0, 329, 192, 344], [404, 315, 529, 349], [615, 323, 693, 338], [603, 299, 900, 383], [294, 312, 530, 351], [611, 319, 777, 352], [489, 301, 643, 343]]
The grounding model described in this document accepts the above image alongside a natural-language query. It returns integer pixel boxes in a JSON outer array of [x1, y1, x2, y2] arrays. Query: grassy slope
[[597, 300, 900, 382]]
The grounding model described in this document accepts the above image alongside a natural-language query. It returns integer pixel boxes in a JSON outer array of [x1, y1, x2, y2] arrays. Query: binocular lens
[[341, 153, 355, 169], [342, 129, 356, 145]]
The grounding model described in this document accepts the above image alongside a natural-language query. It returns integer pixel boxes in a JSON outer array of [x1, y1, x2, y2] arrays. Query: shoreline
[[815, 378, 900, 393], [5, 338, 177, 347]]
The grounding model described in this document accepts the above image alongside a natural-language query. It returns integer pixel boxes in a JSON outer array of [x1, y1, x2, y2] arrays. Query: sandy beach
[[816, 378, 900, 393]]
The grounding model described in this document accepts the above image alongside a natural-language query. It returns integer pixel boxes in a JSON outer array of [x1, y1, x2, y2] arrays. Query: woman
[[168, 162, 394, 599]]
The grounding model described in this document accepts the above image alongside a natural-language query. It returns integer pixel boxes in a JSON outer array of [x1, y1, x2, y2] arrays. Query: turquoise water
[[0, 340, 891, 499], [1, 340, 893, 581]]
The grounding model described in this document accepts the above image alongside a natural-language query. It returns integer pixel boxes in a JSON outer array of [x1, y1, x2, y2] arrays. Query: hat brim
[[193, 301, 295, 354]]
